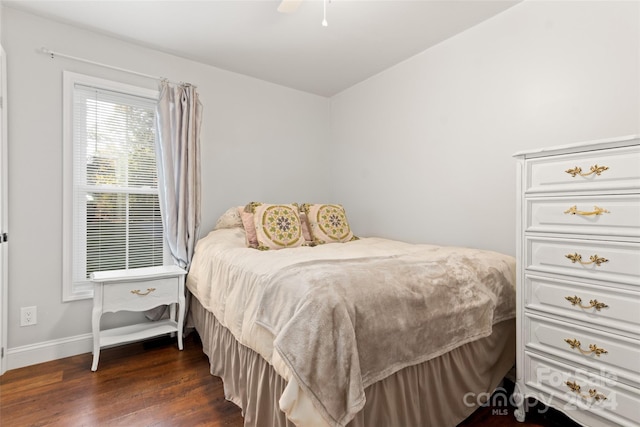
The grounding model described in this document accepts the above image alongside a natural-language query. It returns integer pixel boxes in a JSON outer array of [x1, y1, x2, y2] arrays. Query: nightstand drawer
[[102, 277, 178, 312], [525, 314, 640, 387], [527, 195, 640, 238], [526, 145, 640, 195], [526, 237, 640, 287], [525, 275, 640, 337], [524, 352, 640, 427]]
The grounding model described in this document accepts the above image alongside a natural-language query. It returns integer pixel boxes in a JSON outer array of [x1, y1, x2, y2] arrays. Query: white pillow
[[213, 206, 244, 230]]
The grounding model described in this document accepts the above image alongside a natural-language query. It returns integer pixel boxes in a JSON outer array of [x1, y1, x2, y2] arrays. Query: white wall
[[2, 7, 329, 366], [2, 0, 639, 369], [330, 0, 640, 256]]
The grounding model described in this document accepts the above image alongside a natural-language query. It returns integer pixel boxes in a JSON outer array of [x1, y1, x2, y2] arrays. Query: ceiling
[[5, 0, 521, 97]]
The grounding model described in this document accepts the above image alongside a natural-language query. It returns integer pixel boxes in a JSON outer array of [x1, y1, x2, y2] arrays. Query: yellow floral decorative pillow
[[301, 203, 357, 244], [251, 203, 305, 250]]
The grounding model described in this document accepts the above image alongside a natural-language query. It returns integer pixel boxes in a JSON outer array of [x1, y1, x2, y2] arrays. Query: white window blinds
[[71, 83, 164, 289]]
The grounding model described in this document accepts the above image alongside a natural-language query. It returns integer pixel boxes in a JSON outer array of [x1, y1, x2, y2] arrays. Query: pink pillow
[[238, 207, 258, 248], [299, 212, 313, 243]]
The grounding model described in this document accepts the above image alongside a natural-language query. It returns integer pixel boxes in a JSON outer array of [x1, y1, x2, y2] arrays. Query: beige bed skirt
[[188, 295, 516, 427]]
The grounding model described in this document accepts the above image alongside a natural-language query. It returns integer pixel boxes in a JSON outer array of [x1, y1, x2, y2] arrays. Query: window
[[63, 72, 166, 301]]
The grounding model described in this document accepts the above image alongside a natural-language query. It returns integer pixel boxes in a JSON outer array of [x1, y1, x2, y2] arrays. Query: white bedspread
[[186, 228, 516, 427]]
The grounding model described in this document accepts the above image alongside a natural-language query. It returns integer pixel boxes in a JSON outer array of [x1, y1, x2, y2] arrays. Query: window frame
[[62, 71, 165, 301]]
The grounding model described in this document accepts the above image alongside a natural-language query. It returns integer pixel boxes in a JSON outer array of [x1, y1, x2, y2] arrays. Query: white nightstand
[[90, 265, 187, 371]]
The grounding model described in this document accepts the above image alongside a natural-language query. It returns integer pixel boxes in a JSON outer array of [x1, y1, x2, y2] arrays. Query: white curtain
[[155, 81, 202, 270], [146, 81, 201, 321]]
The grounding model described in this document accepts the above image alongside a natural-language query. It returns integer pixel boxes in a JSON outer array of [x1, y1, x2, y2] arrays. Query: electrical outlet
[[20, 306, 37, 326]]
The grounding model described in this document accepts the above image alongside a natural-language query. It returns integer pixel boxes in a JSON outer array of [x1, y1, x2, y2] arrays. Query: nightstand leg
[[177, 276, 185, 350], [169, 303, 176, 325], [91, 306, 102, 371]]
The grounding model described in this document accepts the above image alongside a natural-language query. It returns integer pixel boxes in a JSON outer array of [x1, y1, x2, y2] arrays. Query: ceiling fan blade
[[277, 0, 302, 13]]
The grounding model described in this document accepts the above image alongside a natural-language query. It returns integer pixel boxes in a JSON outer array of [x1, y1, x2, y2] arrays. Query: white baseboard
[[6, 333, 93, 371]]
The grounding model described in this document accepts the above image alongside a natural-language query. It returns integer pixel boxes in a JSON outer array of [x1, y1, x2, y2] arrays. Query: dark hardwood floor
[[0, 333, 580, 427]]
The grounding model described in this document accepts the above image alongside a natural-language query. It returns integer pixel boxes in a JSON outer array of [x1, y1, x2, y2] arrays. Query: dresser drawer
[[525, 314, 640, 387], [527, 195, 640, 238], [525, 275, 640, 337], [102, 277, 178, 312], [526, 237, 640, 287], [526, 145, 640, 195], [524, 352, 640, 427]]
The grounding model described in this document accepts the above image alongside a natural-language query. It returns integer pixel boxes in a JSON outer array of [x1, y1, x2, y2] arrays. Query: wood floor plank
[[0, 371, 63, 398], [0, 333, 578, 427]]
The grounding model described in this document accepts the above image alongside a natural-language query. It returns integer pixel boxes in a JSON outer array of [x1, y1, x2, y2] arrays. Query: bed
[[186, 205, 516, 427]]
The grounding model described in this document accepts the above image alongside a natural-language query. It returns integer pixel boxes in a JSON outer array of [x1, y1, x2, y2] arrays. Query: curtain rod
[[40, 47, 194, 87]]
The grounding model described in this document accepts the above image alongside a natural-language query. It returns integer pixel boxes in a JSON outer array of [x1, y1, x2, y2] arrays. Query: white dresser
[[513, 135, 640, 427]]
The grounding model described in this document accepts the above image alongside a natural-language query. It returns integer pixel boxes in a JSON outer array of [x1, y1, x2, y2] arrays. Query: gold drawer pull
[[564, 205, 610, 216], [564, 338, 608, 356], [565, 381, 608, 402], [131, 288, 156, 296], [565, 164, 609, 177], [565, 253, 609, 266], [564, 295, 608, 311]]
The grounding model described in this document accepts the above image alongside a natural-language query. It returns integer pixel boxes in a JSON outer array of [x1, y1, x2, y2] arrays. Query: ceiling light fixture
[[277, 0, 329, 27], [322, 0, 328, 27]]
